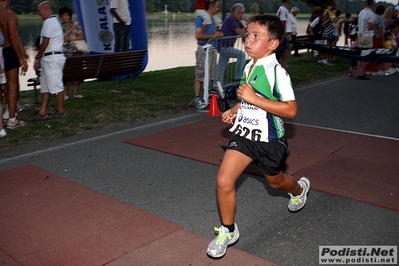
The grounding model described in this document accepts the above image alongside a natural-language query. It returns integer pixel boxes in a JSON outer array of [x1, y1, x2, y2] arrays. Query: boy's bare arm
[[237, 83, 298, 118]]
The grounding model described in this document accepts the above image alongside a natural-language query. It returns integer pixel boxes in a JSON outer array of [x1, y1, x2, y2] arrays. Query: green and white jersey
[[230, 54, 295, 142]]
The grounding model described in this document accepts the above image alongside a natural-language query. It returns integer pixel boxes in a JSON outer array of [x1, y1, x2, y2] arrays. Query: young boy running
[[206, 14, 310, 258]]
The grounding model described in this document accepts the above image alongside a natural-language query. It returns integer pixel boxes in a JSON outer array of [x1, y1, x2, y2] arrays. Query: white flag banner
[[74, 0, 114, 54]]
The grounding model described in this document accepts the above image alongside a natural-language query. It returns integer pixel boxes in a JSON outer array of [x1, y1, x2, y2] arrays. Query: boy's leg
[[217, 149, 252, 225], [265, 172, 310, 212], [207, 149, 252, 258]]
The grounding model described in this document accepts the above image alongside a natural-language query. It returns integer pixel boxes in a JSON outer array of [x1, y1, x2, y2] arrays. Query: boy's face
[[244, 22, 279, 60]]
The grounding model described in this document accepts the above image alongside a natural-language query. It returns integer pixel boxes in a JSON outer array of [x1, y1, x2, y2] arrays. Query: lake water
[[18, 16, 344, 91]]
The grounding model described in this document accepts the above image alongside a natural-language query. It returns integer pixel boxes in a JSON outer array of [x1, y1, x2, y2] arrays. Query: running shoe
[[288, 177, 310, 212], [206, 223, 239, 258], [194, 97, 206, 109]]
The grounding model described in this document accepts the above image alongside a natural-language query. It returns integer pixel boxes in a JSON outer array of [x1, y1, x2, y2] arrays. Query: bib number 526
[[232, 124, 262, 142]]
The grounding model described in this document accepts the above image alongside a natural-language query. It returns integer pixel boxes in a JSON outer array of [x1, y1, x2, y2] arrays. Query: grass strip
[[1, 54, 349, 150]]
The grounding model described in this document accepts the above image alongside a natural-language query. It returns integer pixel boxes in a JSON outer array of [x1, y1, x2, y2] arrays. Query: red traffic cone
[[207, 94, 220, 116]]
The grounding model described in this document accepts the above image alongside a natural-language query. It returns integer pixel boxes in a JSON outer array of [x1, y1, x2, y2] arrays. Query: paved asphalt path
[[1, 73, 398, 265]]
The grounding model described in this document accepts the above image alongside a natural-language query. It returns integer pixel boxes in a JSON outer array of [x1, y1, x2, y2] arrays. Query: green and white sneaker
[[288, 177, 310, 212], [207, 223, 239, 258]]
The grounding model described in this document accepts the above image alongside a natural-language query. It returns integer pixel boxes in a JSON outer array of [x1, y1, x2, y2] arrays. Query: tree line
[[9, 0, 395, 15], [10, 0, 74, 14]]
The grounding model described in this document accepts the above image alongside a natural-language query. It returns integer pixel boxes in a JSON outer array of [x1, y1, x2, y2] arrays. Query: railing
[[201, 35, 249, 105]]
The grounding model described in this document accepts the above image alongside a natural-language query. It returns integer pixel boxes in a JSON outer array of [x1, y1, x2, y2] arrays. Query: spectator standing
[[191, 0, 223, 109], [369, 5, 385, 75], [110, 0, 131, 52], [206, 14, 310, 259], [0, 0, 28, 129], [289, 7, 300, 57], [307, 6, 321, 57], [343, 13, 353, 46], [59, 6, 85, 99], [356, 0, 375, 80], [0, 28, 5, 137], [349, 17, 358, 46], [216, 3, 246, 86], [324, 1, 338, 21], [310, 9, 327, 64], [276, 0, 292, 69], [323, 9, 343, 65], [31, 1, 66, 121], [387, 23, 399, 72]]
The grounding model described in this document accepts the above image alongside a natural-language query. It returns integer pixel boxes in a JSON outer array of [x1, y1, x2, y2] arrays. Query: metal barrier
[[201, 35, 249, 105]]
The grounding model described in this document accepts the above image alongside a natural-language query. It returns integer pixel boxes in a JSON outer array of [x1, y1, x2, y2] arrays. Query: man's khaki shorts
[[195, 45, 217, 82]]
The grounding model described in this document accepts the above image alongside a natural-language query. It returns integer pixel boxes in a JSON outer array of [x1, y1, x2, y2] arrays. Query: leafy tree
[[250, 2, 260, 14], [146, 0, 155, 13]]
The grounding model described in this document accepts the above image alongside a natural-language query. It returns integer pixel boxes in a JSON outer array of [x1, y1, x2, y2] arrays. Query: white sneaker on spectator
[[3, 108, 9, 120], [388, 68, 396, 75], [7, 117, 25, 129], [0, 128, 6, 137], [373, 71, 384, 76], [2, 107, 17, 120]]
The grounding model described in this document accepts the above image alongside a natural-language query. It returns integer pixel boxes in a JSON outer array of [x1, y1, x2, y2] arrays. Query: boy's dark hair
[[366, 0, 374, 6], [317, 9, 325, 16], [248, 15, 284, 44], [205, 0, 217, 10], [58, 6, 72, 18], [335, 9, 341, 17], [345, 12, 351, 18]]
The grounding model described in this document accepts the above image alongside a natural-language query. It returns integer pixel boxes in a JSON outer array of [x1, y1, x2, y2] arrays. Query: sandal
[[49, 111, 67, 119], [73, 95, 83, 99], [30, 113, 47, 121]]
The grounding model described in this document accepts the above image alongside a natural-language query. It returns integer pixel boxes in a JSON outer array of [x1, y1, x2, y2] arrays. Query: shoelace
[[289, 194, 303, 205], [214, 227, 232, 244]]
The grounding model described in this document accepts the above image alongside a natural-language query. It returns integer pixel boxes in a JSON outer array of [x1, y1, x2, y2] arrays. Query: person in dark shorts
[[206, 14, 310, 259], [0, 0, 29, 129]]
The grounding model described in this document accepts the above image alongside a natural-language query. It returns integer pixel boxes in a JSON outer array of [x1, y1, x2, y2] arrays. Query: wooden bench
[[63, 50, 147, 93], [28, 50, 147, 99]]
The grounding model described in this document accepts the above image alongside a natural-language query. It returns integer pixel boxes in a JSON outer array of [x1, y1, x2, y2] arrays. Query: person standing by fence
[[190, 0, 223, 109], [289, 7, 300, 57], [277, 0, 292, 69]]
